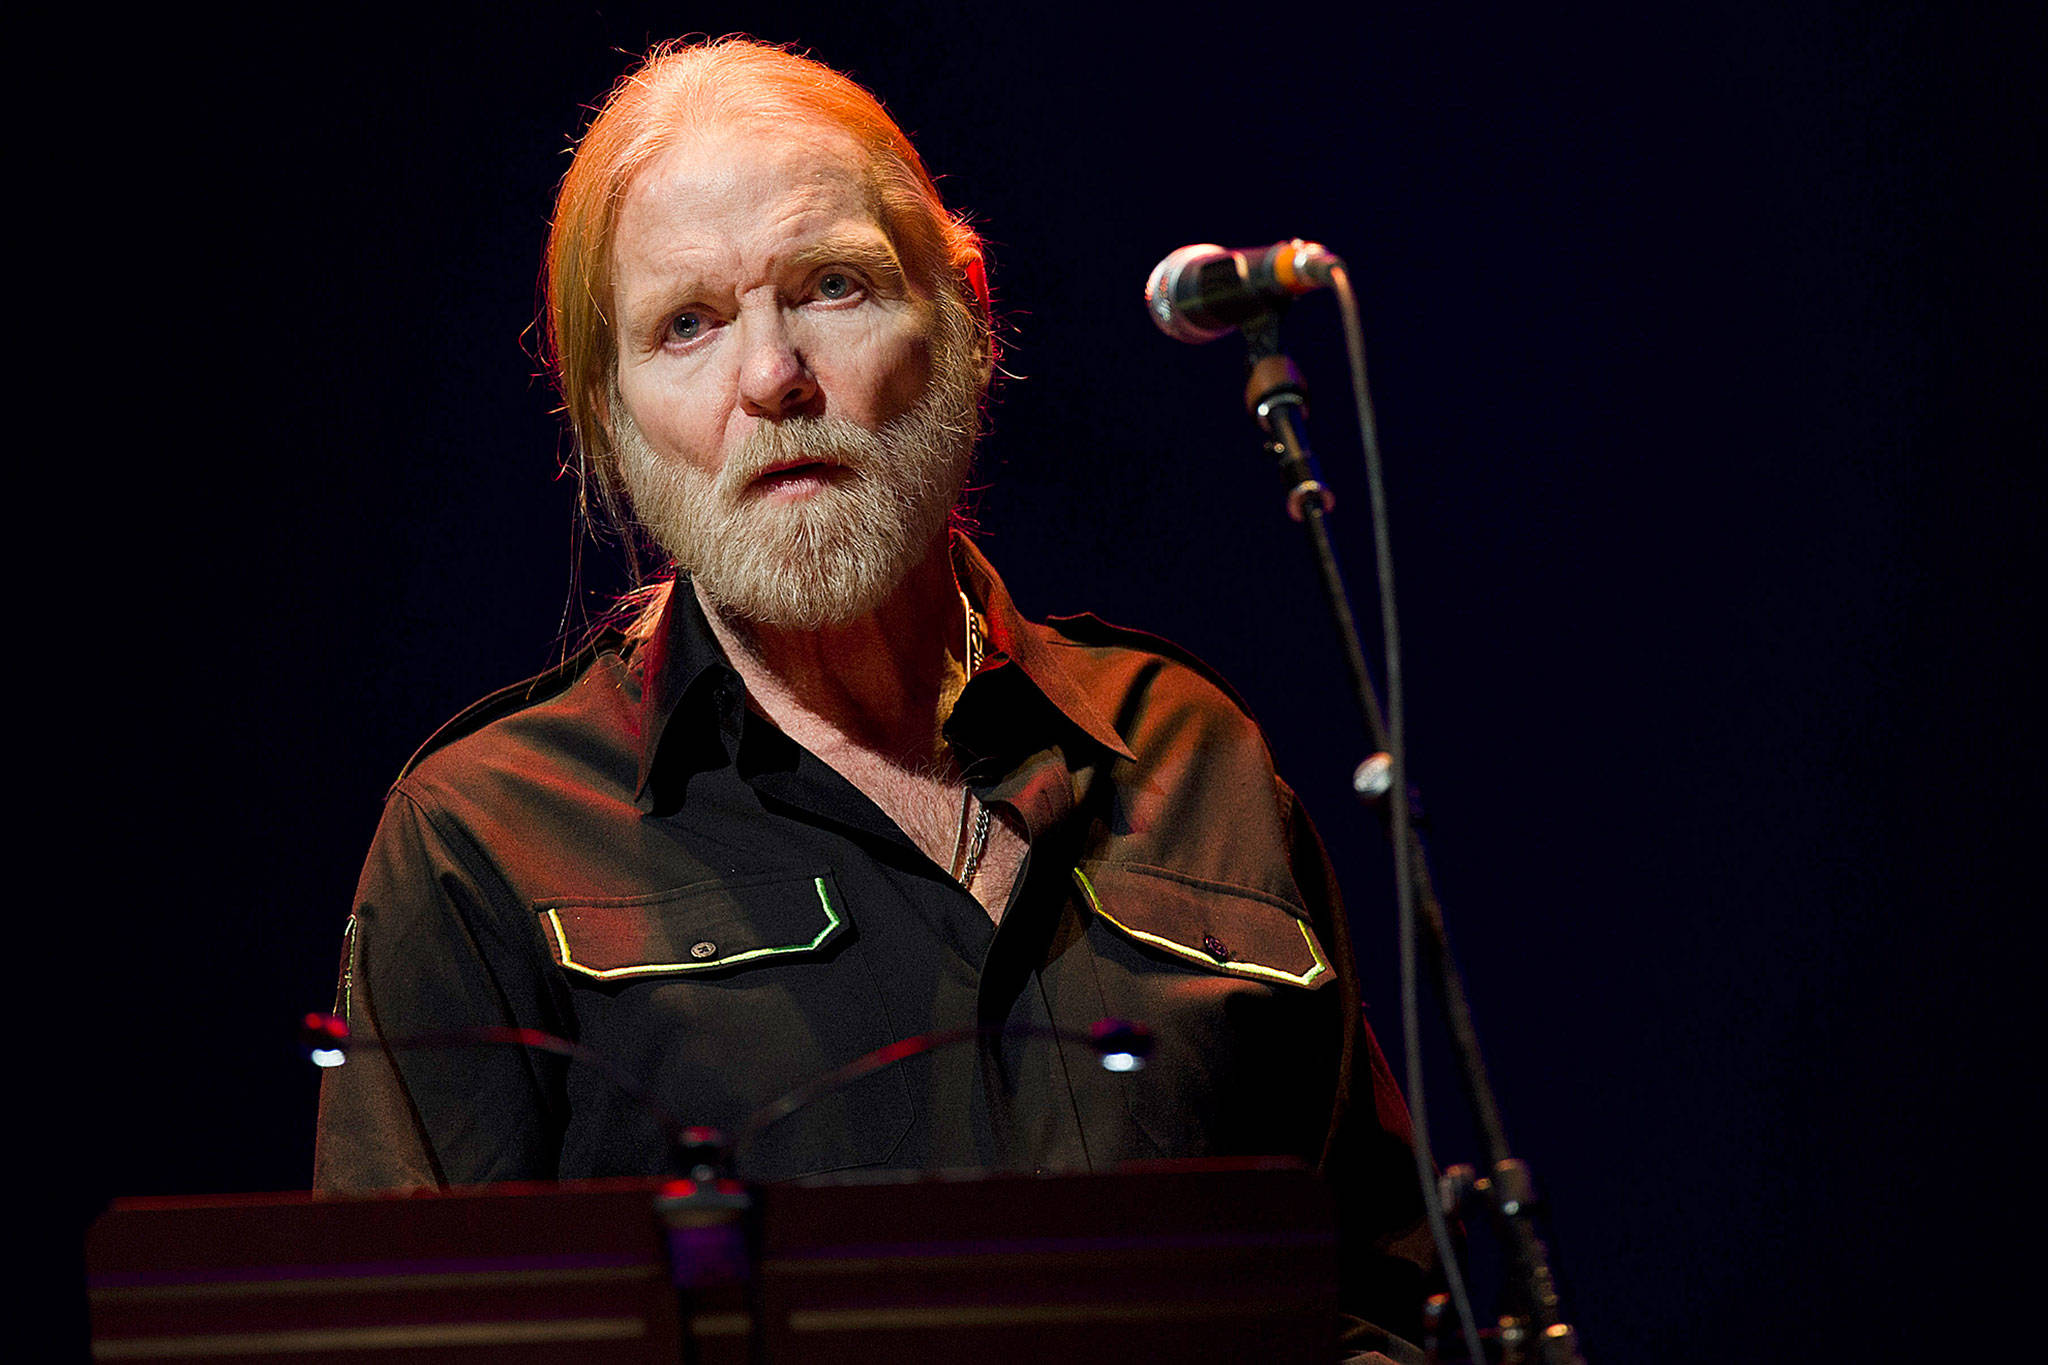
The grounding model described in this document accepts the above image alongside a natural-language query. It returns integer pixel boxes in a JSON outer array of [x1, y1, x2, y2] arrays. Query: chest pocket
[[534, 871, 909, 1182], [1071, 861, 1340, 1160], [1072, 862, 1334, 989], [540, 871, 846, 979]]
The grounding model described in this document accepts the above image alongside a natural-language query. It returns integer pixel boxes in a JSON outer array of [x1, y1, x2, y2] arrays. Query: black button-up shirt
[[316, 539, 1430, 1340]]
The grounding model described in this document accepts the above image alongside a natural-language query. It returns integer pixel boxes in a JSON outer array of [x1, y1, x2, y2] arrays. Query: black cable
[[1329, 268, 1582, 1363], [302, 1014, 709, 1174], [1323, 268, 1488, 1365]]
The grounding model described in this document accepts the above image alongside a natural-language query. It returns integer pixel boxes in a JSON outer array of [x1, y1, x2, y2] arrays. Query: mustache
[[716, 416, 884, 497]]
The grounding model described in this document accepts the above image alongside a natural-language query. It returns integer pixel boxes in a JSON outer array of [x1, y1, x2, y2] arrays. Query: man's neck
[[695, 536, 969, 773]]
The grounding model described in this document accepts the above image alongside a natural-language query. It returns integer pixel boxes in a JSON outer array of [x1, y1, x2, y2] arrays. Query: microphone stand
[[1237, 314, 1584, 1365]]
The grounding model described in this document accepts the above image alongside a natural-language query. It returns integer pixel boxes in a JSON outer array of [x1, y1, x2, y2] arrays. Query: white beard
[[615, 312, 982, 629]]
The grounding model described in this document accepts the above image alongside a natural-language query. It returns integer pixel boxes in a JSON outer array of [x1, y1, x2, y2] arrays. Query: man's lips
[[749, 458, 848, 495]]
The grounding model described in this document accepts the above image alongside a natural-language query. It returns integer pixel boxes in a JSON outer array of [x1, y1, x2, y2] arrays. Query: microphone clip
[[1239, 326, 1334, 524]]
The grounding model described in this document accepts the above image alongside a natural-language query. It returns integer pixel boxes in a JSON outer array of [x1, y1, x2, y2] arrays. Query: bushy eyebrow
[[617, 230, 912, 343], [784, 233, 909, 294]]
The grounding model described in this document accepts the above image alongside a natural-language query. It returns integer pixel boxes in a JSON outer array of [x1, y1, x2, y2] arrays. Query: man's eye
[[816, 272, 856, 301], [669, 312, 705, 342]]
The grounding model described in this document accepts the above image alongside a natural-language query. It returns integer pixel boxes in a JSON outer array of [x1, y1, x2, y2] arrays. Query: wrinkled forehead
[[611, 118, 906, 304], [651, 103, 960, 296], [631, 110, 887, 228]]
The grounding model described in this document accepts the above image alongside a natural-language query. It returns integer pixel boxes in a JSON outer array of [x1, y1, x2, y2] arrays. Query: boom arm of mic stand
[[1242, 344, 1389, 752], [1240, 322, 1584, 1364]]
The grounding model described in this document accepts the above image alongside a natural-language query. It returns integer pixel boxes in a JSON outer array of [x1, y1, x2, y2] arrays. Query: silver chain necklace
[[950, 589, 991, 888]]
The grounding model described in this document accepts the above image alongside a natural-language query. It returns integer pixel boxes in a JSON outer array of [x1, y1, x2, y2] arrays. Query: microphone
[[1144, 239, 1340, 343], [304, 1011, 1155, 1182]]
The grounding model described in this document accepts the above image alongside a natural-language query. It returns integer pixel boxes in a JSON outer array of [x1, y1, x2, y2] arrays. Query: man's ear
[[959, 252, 995, 387], [961, 251, 991, 318]]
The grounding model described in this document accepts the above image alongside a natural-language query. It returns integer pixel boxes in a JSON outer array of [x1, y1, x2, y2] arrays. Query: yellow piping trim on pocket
[[545, 876, 843, 981], [1070, 867, 1329, 988]]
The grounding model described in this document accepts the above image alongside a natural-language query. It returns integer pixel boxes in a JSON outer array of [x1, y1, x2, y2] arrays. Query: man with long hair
[[317, 37, 1432, 1359]]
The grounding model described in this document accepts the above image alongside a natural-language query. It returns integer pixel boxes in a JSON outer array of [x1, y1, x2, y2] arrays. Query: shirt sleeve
[[313, 786, 570, 1191], [1281, 778, 1438, 1362]]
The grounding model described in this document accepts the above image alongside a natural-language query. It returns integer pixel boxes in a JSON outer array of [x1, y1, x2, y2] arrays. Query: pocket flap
[[538, 872, 846, 981], [1073, 862, 1333, 990]]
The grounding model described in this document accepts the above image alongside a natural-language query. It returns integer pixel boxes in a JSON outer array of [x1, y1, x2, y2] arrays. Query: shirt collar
[[630, 535, 1136, 806], [951, 536, 1136, 764], [631, 580, 740, 806]]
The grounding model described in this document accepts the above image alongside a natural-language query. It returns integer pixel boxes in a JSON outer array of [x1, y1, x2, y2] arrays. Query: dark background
[[60, 2, 2036, 1360]]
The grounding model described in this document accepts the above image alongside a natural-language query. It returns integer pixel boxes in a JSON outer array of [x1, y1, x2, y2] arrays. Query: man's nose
[[735, 305, 820, 419]]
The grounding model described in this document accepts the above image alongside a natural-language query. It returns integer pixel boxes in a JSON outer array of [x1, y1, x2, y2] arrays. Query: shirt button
[[1201, 934, 1232, 962], [690, 941, 717, 959]]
